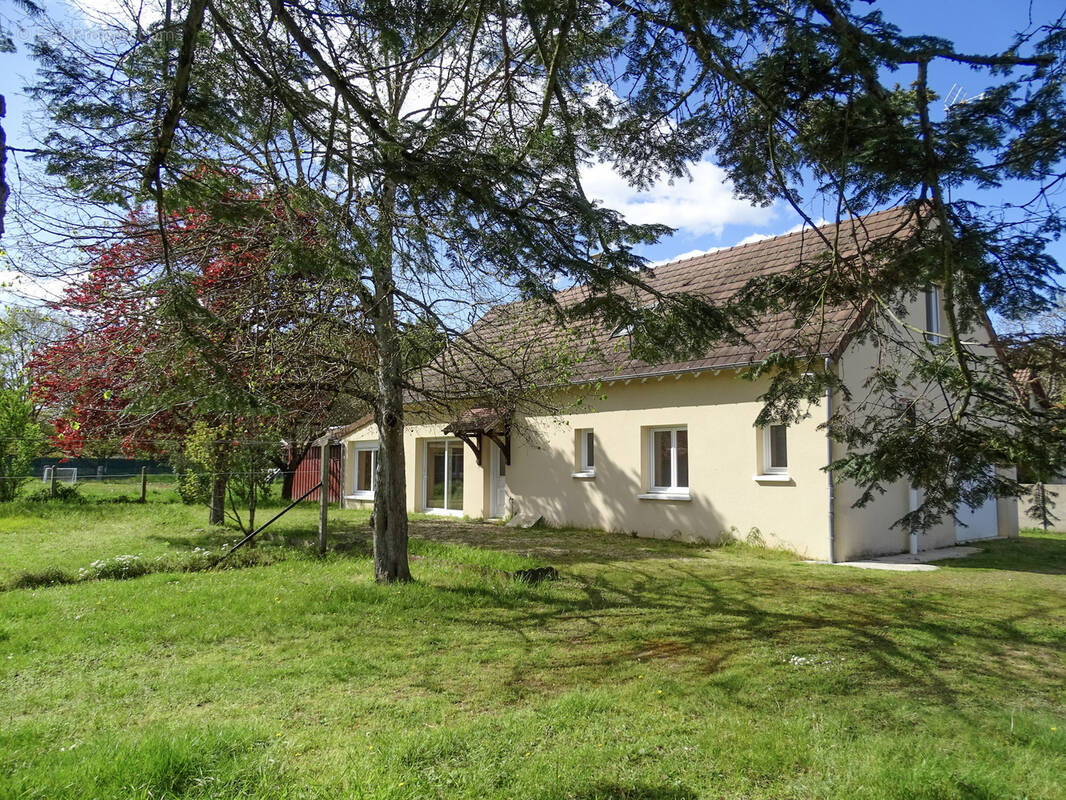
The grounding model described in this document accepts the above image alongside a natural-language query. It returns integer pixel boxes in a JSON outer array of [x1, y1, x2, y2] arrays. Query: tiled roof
[[420, 206, 921, 393]]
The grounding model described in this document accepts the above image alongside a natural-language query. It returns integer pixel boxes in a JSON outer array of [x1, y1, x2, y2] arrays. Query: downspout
[[908, 486, 920, 555], [825, 356, 836, 564]]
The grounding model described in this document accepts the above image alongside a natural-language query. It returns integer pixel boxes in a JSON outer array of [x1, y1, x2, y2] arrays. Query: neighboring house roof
[[293, 416, 375, 448], [420, 206, 921, 394]]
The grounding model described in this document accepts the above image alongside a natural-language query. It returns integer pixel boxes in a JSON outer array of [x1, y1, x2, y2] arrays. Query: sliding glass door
[[424, 440, 464, 514]]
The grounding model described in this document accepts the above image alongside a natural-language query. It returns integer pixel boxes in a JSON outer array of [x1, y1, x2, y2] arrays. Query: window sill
[[346, 492, 375, 501], [753, 474, 793, 484], [571, 471, 596, 479], [637, 492, 691, 501]]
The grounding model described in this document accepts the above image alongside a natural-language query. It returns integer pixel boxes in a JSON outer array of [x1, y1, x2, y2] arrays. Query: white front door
[[490, 442, 508, 519], [956, 473, 999, 541]]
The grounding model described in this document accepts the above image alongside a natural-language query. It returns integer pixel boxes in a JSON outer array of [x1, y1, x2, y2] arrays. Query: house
[[338, 208, 1019, 561], [286, 421, 369, 502]]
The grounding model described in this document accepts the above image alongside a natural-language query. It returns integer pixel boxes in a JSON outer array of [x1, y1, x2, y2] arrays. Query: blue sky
[[0, 0, 1063, 297]]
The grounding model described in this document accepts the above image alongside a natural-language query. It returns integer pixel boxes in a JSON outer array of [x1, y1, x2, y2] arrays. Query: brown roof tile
[[421, 206, 920, 393]]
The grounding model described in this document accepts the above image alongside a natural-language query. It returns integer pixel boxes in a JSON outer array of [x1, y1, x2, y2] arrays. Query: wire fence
[[5, 468, 300, 483], [5, 469, 330, 507]]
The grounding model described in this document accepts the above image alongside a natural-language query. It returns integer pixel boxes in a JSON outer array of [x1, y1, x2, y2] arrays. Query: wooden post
[[140, 466, 148, 503], [50, 465, 57, 498], [318, 440, 329, 554], [337, 443, 346, 511]]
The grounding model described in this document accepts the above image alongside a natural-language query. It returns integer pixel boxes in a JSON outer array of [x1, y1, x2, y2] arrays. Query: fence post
[[140, 467, 148, 503], [318, 440, 329, 554], [337, 443, 346, 511], [50, 465, 57, 498], [97, 465, 104, 480]]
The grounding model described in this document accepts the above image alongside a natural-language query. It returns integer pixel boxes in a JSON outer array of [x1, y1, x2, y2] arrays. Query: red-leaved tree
[[31, 192, 373, 522]]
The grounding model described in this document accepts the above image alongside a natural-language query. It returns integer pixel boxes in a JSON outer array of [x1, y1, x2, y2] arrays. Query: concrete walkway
[[828, 545, 982, 572]]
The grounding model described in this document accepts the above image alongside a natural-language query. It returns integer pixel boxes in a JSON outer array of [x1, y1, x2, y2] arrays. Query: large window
[[925, 286, 941, 344], [763, 425, 788, 475], [576, 429, 595, 475], [649, 427, 688, 493], [352, 444, 378, 498], [424, 440, 464, 514]]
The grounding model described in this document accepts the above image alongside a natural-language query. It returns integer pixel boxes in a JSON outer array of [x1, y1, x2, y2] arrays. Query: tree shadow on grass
[[148, 516, 715, 566], [427, 550, 1066, 716], [407, 518, 718, 566], [146, 518, 374, 555], [935, 531, 1066, 575]]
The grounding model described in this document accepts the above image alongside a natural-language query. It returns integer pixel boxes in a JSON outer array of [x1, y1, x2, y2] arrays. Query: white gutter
[[825, 356, 836, 564], [909, 487, 920, 555]]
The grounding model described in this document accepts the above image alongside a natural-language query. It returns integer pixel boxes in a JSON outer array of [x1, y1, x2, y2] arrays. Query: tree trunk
[[1, 94, 8, 238], [248, 479, 257, 534], [209, 439, 228, 525], [371, 175, 411, 583], [209, 472, 226, 525], [281, 463, 294, 501]]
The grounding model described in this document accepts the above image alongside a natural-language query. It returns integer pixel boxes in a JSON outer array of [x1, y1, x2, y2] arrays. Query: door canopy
[[442, 407, 511, 466]]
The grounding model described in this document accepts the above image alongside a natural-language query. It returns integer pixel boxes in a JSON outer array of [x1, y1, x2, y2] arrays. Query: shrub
[[23, 483, 84, 503], [3, 546, 291, 591], [9, 566, 74, 590], [0, 386, 45, 502]]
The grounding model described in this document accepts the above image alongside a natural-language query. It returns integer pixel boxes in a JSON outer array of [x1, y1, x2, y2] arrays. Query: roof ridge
[[649, 205, 909, 272]]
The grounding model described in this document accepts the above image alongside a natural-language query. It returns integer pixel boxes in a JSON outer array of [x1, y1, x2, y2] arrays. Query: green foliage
[[22, 482, 82, 503], [182, 421, 276, 533], [167, 444, 212, 505], [0, 386, 43, 502]]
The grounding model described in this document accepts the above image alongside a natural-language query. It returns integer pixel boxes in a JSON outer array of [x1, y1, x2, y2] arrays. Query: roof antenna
[[944, 84, 966, 110]]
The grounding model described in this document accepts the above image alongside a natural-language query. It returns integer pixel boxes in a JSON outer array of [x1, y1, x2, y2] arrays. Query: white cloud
[[0, 271, 70, 304], [648, 217, 833, 267], [70, 0, 164, 28], [731, 217, 830, 247], [580, 158, 777, 237]]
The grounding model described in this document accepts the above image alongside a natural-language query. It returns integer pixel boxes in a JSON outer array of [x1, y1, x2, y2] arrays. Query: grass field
[[1, 484, 1064, 799]]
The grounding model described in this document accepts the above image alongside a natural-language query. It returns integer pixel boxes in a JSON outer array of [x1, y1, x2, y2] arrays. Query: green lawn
[[1, 488, 1064, 799]]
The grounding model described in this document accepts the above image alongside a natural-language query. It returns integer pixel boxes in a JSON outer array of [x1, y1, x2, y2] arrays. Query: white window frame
[[762, 424, 788, 475], [422, 438, 464, 516], [925, 286, 942, 344], [351, 443, 378, 499], [646, 426, 688, 495], [573, 429, 595, 477]]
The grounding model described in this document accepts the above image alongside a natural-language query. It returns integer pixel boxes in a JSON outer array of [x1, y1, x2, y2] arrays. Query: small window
[[573, 429, 595, 477], [649, 427, 688, 492], [763, 425, 788, 475], [353, 445, 378, 497], [925, 286, 941, 344]]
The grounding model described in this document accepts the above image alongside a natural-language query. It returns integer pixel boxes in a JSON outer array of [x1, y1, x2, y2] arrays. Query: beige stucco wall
[[342, 371, 835, 559], [505, 373, 832, 557], [339, 288, 1019, 560]]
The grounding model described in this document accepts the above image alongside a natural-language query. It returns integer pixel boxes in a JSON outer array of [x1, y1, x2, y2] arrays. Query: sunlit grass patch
[[0, 724, 283, 800], [0, 499, 1064, 799]]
